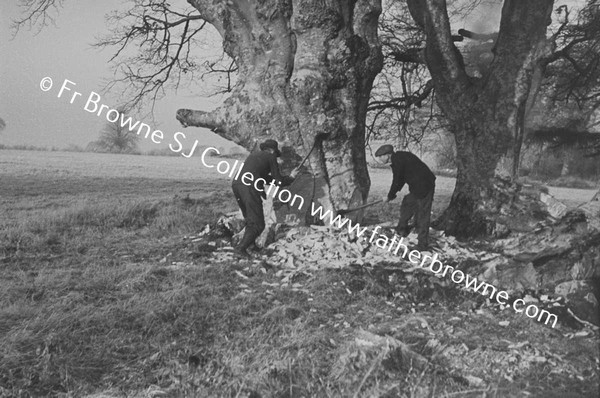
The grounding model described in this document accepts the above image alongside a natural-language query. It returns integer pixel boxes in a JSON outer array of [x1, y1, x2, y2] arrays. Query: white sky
[[0, 0, 233, 151]]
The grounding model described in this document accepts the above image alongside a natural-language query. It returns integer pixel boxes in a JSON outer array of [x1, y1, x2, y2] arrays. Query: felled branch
[[458, 29, 497, 42]]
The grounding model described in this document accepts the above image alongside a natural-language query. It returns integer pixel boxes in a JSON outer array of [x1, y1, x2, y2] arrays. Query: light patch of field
[[0, 149, 458, 213], [545, 185, 598, 208], [2, 149, 595, 225], [0, 150, 232, 222], [1, 149, 223, 180]]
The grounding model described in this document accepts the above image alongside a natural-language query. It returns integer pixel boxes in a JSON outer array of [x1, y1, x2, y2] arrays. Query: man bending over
[[232, 139, 297, 258], [375, 144, 436, 251]]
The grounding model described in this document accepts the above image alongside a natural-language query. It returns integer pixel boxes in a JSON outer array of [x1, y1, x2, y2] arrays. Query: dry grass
[[0, 149, 598, 397], [0, 195, 233, 396]]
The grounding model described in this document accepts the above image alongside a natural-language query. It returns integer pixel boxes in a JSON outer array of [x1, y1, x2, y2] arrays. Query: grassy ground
[[1, 150, 598, 397]]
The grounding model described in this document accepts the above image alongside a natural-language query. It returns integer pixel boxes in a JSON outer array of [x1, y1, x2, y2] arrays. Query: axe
[[293, 132, 331, 173], [337, 199, 384, 215]]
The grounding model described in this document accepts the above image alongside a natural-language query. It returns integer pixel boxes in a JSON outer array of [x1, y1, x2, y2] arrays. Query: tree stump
[[481, 190, 600, 326]]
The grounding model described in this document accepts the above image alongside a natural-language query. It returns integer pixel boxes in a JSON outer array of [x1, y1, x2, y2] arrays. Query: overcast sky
[[0, 0, 585, 152], [0, 1, 233, 151]]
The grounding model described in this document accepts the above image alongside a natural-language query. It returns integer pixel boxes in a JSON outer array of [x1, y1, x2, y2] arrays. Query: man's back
[[234, 150, 283, 187], [390, 151, 435, 198]]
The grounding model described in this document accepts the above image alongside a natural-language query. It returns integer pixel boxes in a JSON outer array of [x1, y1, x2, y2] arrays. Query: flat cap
[[259, 139, 281, 157], [375, 144, 394, 157]]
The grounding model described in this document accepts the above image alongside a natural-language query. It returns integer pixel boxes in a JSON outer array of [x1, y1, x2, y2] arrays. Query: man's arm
[[268, 154, 284, 182], [268, 154, 296, 187], [280, 175, 295, 187], [387, 156, 405, 201]]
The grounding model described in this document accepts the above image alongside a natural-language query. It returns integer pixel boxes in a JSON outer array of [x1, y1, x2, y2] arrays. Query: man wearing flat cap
[[232, 139, 297, 258], [375, 144, 436, 250]]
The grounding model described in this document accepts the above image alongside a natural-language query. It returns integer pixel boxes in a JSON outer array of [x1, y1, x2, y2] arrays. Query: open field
[[1, 149, 598, 397], [3, 149, 595, 219]]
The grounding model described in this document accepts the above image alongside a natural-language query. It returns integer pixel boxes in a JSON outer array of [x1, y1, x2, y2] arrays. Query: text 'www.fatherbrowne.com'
[[309, 204, 559, 328], [39, 76, 558, 329]]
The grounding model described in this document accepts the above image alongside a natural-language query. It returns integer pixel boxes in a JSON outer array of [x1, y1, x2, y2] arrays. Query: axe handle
[[338, 199, 383, 215], [294, 132, 330, 172], [295, 139, 319, 172], [296, 144, 315, 170]]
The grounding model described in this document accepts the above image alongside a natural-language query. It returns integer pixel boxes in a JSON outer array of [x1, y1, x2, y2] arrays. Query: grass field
[[1, 149, 598, 397]]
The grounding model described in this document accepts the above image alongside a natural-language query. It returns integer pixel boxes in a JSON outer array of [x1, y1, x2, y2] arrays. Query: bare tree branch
[[14, 0, 235, 110], [368, 80, 434, 111], [12, 0, 64, 35]]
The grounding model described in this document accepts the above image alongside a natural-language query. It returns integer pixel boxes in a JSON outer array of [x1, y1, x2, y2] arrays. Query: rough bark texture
[[483, 201, 600, 327], [407, 0, 555, 238], [176, 0, 383, 217]]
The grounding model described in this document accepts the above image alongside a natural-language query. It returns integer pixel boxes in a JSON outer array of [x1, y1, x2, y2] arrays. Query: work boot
[[395, 225, 411, 237], [233, 246, 251, 259], [233, 234, 253, 259], [248, 243, 261, 253], [415, 240, 429, 252]]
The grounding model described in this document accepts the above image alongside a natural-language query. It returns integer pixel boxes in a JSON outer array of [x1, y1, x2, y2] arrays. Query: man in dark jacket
[[232, 139, 297, 258], [375, 144, 436, 250]]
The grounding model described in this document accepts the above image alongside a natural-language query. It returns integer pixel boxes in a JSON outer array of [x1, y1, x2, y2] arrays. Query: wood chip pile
[[187, 191, 599, 326], [265, 225, 415, 282]]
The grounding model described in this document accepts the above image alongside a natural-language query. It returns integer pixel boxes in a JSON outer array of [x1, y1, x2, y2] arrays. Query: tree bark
[[176, 0, 383, 215], [408, 0, 555, 238], [560, 145, 575, 177]]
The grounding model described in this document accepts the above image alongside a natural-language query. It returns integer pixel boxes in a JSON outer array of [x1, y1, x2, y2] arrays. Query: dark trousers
[[397, 188, 434, 247], [232, 182, 265, 250]]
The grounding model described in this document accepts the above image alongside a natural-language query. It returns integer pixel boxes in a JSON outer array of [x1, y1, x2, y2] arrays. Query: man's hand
[[290, 168, 299, 179], [382, 195, 390, 203]]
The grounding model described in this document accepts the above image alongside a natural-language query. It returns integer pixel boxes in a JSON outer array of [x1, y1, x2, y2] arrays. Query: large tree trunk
[[176, 0, 383, 216], [408, 0, 555, 238], [437, 120, 502, 236]]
